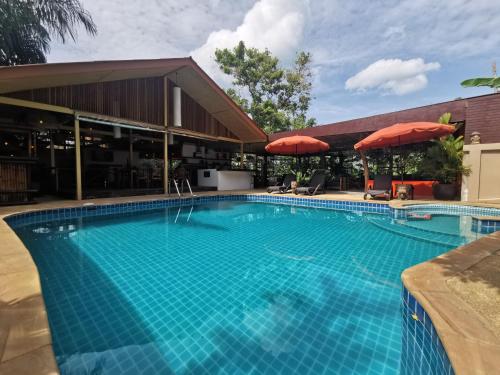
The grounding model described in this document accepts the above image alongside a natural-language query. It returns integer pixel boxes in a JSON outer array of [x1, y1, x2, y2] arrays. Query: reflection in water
[[58, 343, 173, 375], [244, 291, 309, 355]]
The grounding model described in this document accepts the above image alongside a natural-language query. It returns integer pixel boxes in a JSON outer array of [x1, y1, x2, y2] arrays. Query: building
[[2, 57, 499, 204], [269, 93, 500, 202], [0, 58, 267, 204]]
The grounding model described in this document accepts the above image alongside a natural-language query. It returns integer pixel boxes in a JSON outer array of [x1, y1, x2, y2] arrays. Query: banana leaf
[[461, 77, 500, 88]]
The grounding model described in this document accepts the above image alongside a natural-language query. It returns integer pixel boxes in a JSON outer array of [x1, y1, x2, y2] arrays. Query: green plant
[[461, 77, 500, 90], [295, 171, 309, 186], [438, 112, 452, 124], [0, 0, 96, 66], [419, 135, 471, 184]]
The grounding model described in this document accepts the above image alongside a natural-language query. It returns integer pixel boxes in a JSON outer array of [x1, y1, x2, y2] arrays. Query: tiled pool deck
[[1, 190, 499, 374]]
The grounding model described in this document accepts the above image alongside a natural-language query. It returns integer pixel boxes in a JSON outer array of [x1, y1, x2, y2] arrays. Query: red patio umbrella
[[354, 122, 454, 151], [354, 122, 455, 191], [266, 135, 330, 174], [266, 135, 329, 155]]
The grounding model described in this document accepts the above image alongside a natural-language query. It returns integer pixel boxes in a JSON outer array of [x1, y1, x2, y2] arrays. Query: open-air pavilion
[[0, 58, 267, 204]]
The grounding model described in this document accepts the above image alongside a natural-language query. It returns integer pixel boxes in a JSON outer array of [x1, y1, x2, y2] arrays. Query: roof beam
[[75, 111, 165, 133], [0, 95, 74, 115], [168, 127, 241, 143]]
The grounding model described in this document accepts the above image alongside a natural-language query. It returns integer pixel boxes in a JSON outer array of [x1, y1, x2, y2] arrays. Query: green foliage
[[215, 41, 315, 134], [400, 150, 425, 177], [271, 156, 295, 177], [0, 0, 96, 66], [419, 135, 471, 184], [295, 171, 308, 186], [0, 2, 48, 65], [461, 77, 500, 89], [438, 112, 452, 124]]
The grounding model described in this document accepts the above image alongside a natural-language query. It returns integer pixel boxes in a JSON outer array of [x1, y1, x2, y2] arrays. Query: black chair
[[294, 172, 326, 196], [267, 174, 295, 193], [364, 175, 392, 201]]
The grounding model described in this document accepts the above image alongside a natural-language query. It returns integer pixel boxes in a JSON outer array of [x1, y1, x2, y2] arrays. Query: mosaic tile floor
[[12, 201, 455, 374]]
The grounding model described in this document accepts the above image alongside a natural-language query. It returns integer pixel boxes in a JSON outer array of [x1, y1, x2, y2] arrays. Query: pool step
[[364, 215, 464, 248], [394, 219, 461, 238]]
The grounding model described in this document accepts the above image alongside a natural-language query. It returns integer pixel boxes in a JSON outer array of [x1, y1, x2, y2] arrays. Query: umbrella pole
[[360, 150, 369, 192], [399, 136, 404, 184], [296, 144, 299, 173]]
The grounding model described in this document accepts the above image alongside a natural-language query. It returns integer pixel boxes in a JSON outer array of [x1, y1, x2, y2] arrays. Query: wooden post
[[28, 131, 32, 157], [33, 132, 37, 158], [389, 149, 394, 177], [74, 117, 82, 200], [49, 130, 55, 173], [360, 150, 369, 192], [163, 76, 169, 195], [129, 130, 134, 189], [240, 143, 244, 169], [49, 131, 59, 192]]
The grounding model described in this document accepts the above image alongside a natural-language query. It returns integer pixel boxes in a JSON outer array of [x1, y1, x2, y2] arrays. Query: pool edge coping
[[0, 217, 58, 373], [1, 192, 499, 374], [401, 232, 500, 374]]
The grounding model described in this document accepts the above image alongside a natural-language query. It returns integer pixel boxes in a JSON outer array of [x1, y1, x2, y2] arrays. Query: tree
[[0, 0, 96, 66], [215, 41, 315, 134]]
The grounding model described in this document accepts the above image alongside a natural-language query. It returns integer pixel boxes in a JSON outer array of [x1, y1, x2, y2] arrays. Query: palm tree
[[0, 0, 96, 66]]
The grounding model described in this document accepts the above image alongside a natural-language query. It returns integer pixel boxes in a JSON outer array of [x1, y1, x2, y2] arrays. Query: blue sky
[[49, 0, 500, 125]]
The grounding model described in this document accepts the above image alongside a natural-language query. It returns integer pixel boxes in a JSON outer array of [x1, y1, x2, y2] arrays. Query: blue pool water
[[10, 201, 482, 374]]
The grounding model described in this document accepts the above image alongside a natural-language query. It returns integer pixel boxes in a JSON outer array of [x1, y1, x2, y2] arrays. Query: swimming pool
[[8, 199, 487, 374]]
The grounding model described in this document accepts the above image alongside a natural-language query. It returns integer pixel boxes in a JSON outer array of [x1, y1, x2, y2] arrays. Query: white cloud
[[190, 0, 307, 84], [48, 0, 254, 62], [44, 0, 500, 123], [345, 58, 440, 95]]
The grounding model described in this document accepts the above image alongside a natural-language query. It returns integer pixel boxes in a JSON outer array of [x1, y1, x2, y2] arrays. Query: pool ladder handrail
[[173, 178, 197, 199]]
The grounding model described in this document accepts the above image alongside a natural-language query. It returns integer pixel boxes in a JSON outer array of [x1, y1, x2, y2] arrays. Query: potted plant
[[419, 135, 471, 200]]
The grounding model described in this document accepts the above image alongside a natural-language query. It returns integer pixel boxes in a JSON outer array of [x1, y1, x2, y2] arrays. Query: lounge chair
[[267, 174, 295, 193], [294, 172, 326, 196], [364, 175, 392, 201]]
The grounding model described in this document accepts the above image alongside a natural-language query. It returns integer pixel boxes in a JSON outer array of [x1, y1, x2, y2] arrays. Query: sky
[[48, 0, 500, 125]]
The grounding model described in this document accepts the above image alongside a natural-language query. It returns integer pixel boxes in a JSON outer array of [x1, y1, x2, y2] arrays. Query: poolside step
[[364, 215, 464, 248]]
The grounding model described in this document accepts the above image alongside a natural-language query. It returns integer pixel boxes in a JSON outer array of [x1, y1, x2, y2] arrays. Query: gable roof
[[0, 57, 267, 143]]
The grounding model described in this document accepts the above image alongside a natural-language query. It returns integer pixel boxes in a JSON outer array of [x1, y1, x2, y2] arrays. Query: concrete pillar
[[462, 142, 500, 202]]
